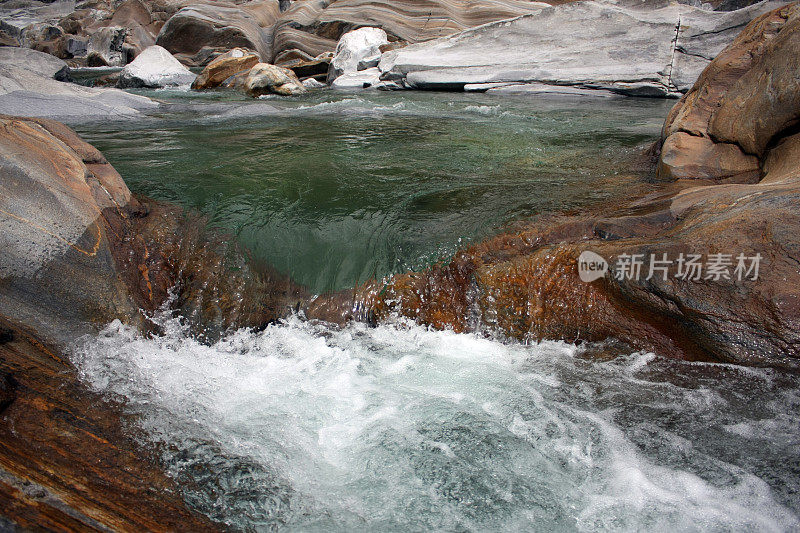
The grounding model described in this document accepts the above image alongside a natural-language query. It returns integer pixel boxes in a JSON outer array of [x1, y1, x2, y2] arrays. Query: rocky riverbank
[[0, 0, 798, 528]]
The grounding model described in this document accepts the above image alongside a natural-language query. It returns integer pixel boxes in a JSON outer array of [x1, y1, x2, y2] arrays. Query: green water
[[74, 90, 672, 293]]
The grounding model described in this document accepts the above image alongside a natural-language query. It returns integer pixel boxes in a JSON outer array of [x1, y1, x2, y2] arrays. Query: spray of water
[[73, 313, 800, 531]]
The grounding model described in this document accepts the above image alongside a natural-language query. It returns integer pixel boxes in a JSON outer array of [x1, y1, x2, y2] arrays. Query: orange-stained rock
[[0, 115, 309, 529], [191, 47, 260, 90], [708, 6, 800, 157], [0, 317, 221, 531], [657, 132, 759, 182], [659, 3, 800, 182]]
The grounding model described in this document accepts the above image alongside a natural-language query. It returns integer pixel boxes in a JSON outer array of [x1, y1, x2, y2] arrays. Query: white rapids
[[72, 314, 800, 531]]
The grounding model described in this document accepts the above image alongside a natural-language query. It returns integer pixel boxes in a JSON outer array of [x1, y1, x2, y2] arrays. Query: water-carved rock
[[244, 62, 306, 96], [192, 47, 260, 90], [117, 44, 196, 88]]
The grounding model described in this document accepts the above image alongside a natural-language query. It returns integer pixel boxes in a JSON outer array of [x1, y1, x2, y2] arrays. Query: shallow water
[[73, 90, 670, 293], [69, 90, 800, 530], [74, 315, 800, 531]]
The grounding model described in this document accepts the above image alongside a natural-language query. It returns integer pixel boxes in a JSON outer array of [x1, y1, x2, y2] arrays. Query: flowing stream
[[70, 90, 800, 531]]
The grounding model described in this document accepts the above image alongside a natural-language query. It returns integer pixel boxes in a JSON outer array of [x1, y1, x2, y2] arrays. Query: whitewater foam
[[72, 316, 800, 531]]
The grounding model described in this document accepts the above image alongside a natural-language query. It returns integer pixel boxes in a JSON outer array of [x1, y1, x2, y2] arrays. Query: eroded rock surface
[[156, 1, 280, 65], [272, 0, 563, 60], [378, 0, 787, 95], [192, 46, 260, 89]]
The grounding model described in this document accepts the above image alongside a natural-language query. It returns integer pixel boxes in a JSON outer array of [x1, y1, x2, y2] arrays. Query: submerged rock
[[244, 62, 306, 96], [191, 47, 260, 90], [378, 0, 786, 95], [327, 27, 388, 84], [117, 44, 195, 88], [310, 3, 800, 367]]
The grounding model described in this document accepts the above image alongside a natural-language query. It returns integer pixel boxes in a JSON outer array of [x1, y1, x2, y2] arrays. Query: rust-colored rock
[[0, 115, 310, 528], [708, 6, 800, 157], [191, 47, 260, 90], [657, 132, 759, 182], [0, 316, 220, 531], [659, 3, 800, 181]]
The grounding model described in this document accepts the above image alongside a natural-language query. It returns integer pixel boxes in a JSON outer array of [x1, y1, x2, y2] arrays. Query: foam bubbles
[[72, 316, 800, 530]]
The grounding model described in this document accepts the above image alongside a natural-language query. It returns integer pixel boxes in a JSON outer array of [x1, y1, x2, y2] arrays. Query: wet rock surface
[[0, 115, 306, 346], [0, 315, 220, 531], [309, 2, 800, 368], [0, 114, 310, 529]]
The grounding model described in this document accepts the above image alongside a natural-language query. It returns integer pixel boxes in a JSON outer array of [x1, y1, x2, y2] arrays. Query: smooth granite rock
[[0, 46, 71, 80], [327, 26, 388, 83], [660, 2, 799, 180], [378, 0, 787, 96], [330, 66, 381, 89], [156, 2, 279, 65], [191, 47, 260, 90], [272, 0, 559, 59], [117, 44, 195, 88], [244, 62, 306, 96], [0, 61, 157, 119]]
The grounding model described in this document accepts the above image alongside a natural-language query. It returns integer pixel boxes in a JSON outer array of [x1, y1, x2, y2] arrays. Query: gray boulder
[[378, 0, 788, 96], [87, 26, 128, 67], [117, 45, 196, 88], [155, 3, 279, 66], [328, 27, 389, 84], [0, 49, 157, 120], [0, 46, 71, 80]]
